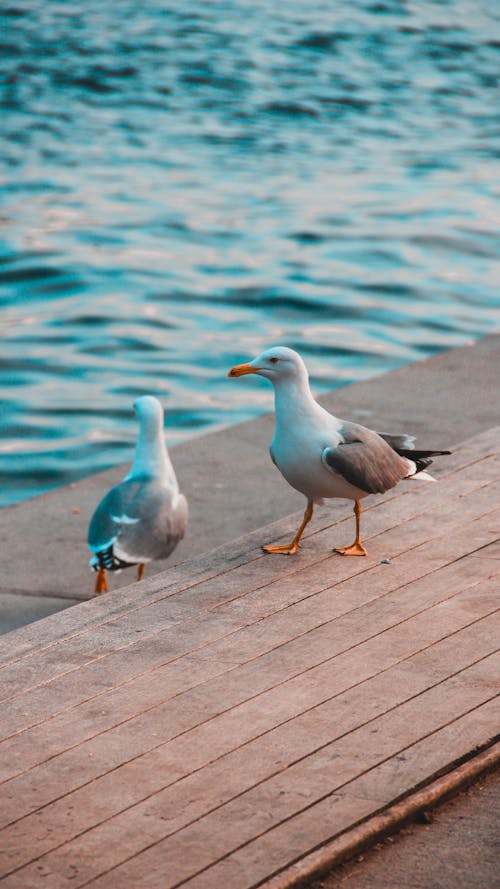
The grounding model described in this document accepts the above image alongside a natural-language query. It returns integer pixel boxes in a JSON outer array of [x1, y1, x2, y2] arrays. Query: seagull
[[87, 396, 188, 593], [228, 346, 450, 556]]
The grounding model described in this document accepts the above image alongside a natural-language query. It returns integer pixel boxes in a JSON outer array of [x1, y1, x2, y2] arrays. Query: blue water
[[1, 0, 499, 507]]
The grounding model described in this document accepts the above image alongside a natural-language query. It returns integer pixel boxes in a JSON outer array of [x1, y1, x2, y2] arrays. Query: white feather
[[110, 513, 140, 525], [409, 469, 436, 482]]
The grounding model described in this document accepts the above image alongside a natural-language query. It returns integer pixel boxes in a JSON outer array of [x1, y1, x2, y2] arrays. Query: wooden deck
[[0, 427, 499, 889]]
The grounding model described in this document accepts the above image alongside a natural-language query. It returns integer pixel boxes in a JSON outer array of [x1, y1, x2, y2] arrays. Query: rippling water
[[1, 0, 499, 506]]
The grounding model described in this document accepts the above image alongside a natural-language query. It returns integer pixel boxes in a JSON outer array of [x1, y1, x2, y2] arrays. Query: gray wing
[[322, 422, 411, 495], [88, 478, 187, 562], [88, 480, 141, 553]]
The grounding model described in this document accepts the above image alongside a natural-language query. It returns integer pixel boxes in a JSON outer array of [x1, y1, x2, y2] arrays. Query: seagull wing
[[113, 480, 187, 563], [321, 422, 411, 495], [87, 480, 143, 558], [88, 478, 187, 565]]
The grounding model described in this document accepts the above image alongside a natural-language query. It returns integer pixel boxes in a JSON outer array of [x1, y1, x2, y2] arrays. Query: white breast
[[272, 408, 366, 503]]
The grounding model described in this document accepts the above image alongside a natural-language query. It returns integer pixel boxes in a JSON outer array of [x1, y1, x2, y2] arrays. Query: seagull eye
[[269, 357, 279, 364]]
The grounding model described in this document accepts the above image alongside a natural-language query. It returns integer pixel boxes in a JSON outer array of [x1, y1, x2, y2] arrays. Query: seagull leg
[[263, 500, 313, 555], [335, 500, 367, 556], [95, 568, 108, 594], [137, 563, 145, 582]]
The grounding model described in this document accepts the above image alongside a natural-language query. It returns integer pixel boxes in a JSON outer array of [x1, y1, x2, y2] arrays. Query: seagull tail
[[395, 446, 451, 480], [89, 545, 136, 572], [396, 448, 451, 461], [409, 469, 437, 482]]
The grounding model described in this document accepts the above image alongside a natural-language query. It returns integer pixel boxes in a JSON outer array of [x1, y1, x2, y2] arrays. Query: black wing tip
[[395, 448, 451, 475], [414, 457, 433, 473], [92, 545, 136, 572], [396, 448, 452, 459]]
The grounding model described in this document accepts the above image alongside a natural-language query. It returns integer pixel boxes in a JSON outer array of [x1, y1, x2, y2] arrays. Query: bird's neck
[[273, 376, 318, 425], [130, 423, 176, 484]]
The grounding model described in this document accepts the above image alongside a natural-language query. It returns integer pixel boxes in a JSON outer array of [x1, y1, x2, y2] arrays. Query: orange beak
[[227, 362, 258, 378]]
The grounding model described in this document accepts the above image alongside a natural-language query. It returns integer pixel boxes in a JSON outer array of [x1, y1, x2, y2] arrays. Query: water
[[1, 0, 499, 507]]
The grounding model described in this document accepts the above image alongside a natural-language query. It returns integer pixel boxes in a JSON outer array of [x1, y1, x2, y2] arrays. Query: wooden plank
[[471, 539, 500, 559], [340, 703, 500, 805], [179, 703, 500, 889], [0, 523, 497, 793], [1, 609, 497, 881], [1, 465, 498, 721], [0, 430, 497, 674], [3, 525, 498, 749], [0, 429, 497, 889], [16, 657, 495, 889], [0, 577, 496, 839], [0, 535, 496, 764], [2, 458, 497, 708]]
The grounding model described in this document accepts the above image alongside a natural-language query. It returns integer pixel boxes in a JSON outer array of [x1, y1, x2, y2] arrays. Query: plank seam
[[4, 651, 498, 881], [2, 621, 497, 870], [70, 698, 500, 889], [256, 741, 500, 889]]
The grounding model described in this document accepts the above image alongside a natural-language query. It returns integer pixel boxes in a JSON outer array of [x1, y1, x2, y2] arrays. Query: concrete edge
[[262, 739, 500, 889]]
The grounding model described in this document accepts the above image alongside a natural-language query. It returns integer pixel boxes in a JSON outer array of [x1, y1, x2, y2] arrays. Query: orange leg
[[95, 568, 108, 594], [137, 563, 145, 582], [263, 500, 314, 555], [335, 500, 367, 556]]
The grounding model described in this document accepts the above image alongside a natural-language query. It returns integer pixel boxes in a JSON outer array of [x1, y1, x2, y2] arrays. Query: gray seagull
[[88, 395, 188, 593], [229, 346, 450, 555]]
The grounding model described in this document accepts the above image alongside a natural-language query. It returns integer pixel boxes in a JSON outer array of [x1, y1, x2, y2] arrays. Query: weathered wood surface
[[0, 427, 498, 888]]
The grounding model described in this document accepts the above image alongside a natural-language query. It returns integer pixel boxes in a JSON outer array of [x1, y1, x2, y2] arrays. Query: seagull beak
[[228, 362, 258, 378]]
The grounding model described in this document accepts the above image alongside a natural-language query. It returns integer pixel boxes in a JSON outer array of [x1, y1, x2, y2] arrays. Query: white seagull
[[229, 346, 450, 556], [88, 395, 188, 593]]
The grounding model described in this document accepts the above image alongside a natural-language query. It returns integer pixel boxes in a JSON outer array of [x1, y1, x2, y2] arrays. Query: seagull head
[[228, 346, 309, 385], [133, 395, 164, 432]]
